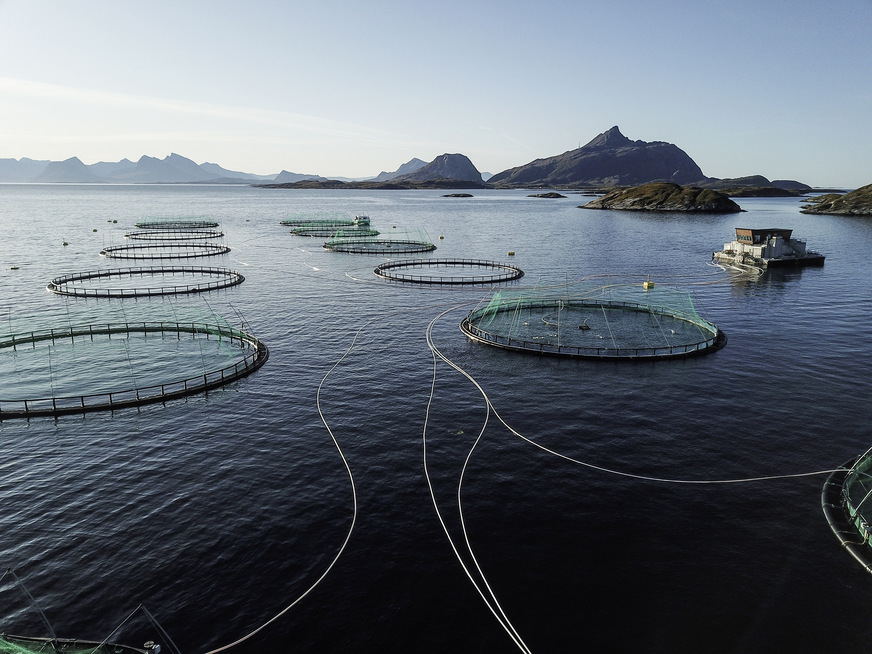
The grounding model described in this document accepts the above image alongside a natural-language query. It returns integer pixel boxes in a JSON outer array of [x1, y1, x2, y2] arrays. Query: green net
[[462, 279, 722, 358], [843, 454, 872, 541], [0, 635, 141, 654]]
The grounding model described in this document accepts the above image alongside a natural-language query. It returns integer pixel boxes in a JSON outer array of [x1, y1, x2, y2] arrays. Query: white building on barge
[[713, 227, 825, 268]]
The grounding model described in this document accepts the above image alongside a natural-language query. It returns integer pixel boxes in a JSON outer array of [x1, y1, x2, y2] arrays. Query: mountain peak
[[393, 153, 483, 184], [488, 127, 705, 187], [582, 126, 633, 150]]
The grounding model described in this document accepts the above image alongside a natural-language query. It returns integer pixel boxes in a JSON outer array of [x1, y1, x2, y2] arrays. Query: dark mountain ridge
[[392, 153, 483, 184], [488, 126, 706, 187]]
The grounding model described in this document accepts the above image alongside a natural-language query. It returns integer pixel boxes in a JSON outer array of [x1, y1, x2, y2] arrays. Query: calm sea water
[[1, 184, 871, 653]]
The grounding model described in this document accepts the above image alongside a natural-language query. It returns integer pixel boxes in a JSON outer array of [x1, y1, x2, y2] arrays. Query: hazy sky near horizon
[[1, 0, 870, 187]]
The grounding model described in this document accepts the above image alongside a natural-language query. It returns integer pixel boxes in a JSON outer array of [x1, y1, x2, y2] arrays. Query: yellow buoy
[[643, 275, 654, 290], [508, 251, 515, 256]]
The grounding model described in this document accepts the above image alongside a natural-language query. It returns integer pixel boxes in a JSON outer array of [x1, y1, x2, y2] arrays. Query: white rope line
[[202, 323, 364, 654], [423, 307, 533, 654], [430, 304, 843, 486]]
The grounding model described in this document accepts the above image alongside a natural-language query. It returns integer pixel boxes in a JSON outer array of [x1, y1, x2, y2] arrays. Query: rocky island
[[800, 183, 872, 215], [580, 182, 742, 213]]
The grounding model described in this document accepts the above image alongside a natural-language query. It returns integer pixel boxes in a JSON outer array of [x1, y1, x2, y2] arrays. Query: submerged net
[[135, 218, 218, 229], [0, 635, 143, 654], [461, 279, 724, 359], [126, 229, 224, 241], [100, 243, 230, 259], [840, 453, 872, 545], [280, 211, 357, 227], [374, 259, 524, 285], [47, 266, 244, 297], [0, 304, 267, 418], [324, 227, 436, 254], [291, 225, 379, 238]]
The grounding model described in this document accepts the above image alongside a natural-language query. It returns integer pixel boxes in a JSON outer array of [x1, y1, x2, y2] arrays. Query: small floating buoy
[[439, 235, 444, 239], [112, 219, 117, 223], [643, 274, 654, 290], [92, 229, 98, 232], [63, 241, 68, 246], [508, 251, 515, 256], [10, 266, 19, 270]]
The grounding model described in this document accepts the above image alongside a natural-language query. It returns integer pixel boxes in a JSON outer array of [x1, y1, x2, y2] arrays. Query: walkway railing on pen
[[0, 321, 268, 419]]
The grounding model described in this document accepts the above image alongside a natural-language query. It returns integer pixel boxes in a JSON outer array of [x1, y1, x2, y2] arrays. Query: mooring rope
[[428, 304, 843, 487], [423, 307, 533, 654], [201, 320, 363, 654]]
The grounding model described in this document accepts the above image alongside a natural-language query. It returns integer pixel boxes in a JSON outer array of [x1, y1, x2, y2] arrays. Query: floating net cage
[[374, 259, 524, 285], [101, 243, 231, 260], [135, 218, 219, 229], [280, 211, 359, 227], [460, 280, 725, 359], [324, 227, 436, 254], [0, 307, 268, 419], [125, 228, 224, 241], [291, 224, 380, 238], [0, 634, 150, 654], [822, 449, 872, 573], [47, 266, 245, 298]]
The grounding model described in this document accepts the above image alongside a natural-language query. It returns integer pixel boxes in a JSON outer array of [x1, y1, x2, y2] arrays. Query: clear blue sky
[[1, 0, 869, 187]]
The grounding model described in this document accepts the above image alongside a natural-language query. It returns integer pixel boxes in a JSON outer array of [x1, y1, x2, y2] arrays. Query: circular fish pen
[[460, 282, 725, 359], [280, 211, 354, 227], [374, 259, 524, 285], [125, 228, 224, 241], [46, 266, 244, 298], [135, 219, 219, 229], [822, 450, 872, 573], [324, 228, 436, 255], [291, 225, 380, 238], [0, 321, 268, 419], [101, 243, 231, 259]]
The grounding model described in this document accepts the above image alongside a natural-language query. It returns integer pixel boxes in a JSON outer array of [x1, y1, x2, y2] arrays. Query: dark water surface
[[1, 184, 871, 653]]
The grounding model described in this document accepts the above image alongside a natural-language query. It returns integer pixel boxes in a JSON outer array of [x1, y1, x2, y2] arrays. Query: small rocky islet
[[579, 182, 742, 213], [800, 183, 872, 216]]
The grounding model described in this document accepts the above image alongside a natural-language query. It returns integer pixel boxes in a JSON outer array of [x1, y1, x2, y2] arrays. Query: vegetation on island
[[800, 183, 872, 215], [579, 182, 742, 213]]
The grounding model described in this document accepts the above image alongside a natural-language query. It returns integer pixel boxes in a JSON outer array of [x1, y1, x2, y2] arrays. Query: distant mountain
[[0, 153, 276, 184], [200, 162, 275, 181], [691, 175, 811, 197], [488, 126, 705, 188], [0, 157, 51, 182], [258, 153, 488, 190], [107, 153, 220, 183], [272, 170, 328, 184], [392, 153, 483, 184], [34, 157, 101, 183], [88, 158, 137, 178], [370, 158, 428, 182]]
